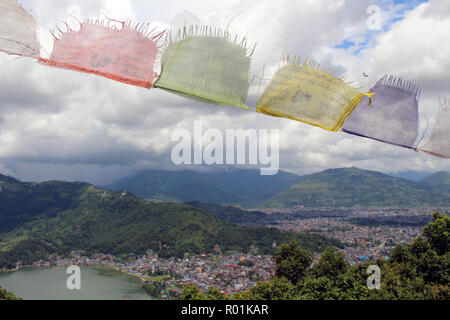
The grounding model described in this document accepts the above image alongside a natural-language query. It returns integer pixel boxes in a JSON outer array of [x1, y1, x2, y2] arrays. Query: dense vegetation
[[0, 174, 88, 233], [0, 285, 21, 300], [187, 202, 269, 225], [263, 168, 450, 208], [181, 212, 449, 300], [0, 177, 341, 269], [188, 203, 360, 226], [104, 169, 301, 206], [421, 171, 450, 193]]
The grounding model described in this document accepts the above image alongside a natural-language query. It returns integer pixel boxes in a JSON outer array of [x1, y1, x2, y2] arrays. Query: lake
[[0, 267, 153, 300]]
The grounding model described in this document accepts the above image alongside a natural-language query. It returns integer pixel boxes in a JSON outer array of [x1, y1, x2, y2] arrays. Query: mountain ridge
[[103, 169, 301, 205], [2, 167, 449, 210], [262, 167, 450, 208], [420, 171, 450, 194], [103, 167, 450, 208], [0, 177, 341, 268]]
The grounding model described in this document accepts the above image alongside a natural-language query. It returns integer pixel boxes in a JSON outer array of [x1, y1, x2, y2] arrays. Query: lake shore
[[2, 265, 143, 280], [0, 266, 154, 300], [91, 265, 148, 283]]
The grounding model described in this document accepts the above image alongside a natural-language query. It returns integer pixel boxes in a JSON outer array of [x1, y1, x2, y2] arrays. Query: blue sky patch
[[335, 0, 429, 55]]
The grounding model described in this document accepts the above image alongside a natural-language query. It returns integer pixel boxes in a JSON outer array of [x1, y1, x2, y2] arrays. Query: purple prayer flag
[[342, 75, 420, 149], [420, 99, 450, 159]]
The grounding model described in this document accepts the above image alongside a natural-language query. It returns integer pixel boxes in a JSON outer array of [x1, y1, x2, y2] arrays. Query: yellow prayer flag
[[256, 56, 372, 131]]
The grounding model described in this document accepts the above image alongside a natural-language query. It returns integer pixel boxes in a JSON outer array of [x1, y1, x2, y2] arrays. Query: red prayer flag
[[42, 19, 165, 89]]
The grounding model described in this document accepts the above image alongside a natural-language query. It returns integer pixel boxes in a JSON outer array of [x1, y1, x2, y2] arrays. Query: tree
[[336, 262, 374, 300], [298, 276, 339, 300], [423, 212, 449, 255], [204, 286, 228, 300], [273, 241, 313, 284], [431, 285, 449, 300], [390, 244, 411, 264], [180, 285, 205, 300], [249, 277, 296, 300], [230, 291, 253, 300], [0, 285, 21, 300], [313, 247, 349, 279]]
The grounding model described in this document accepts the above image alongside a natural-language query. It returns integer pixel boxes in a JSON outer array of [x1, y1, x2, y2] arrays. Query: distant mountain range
[[0, 174, 339, 269], [388, 171, 434, 182], [1, 167, 448, 268], [421, 171, 450, 194], [103, 169, 300, 206], [262, 168, 450, 208], [104, 168, 450, 208]]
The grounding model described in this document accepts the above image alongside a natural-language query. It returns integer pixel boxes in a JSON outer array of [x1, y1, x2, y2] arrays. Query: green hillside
[[262, 168, 450, 208], [104, 169, 301, 205], [0, 175, 88, 233], [105, 168, 450, 209], [187, 201, 268, 225], [0, 177, 340, 269], [420, 171, 450, 194]]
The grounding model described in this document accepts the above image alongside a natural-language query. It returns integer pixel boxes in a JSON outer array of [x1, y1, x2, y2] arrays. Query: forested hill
[[0, 174, 89, 233], [420, 171, 450, 194], [0, 176, 341, 269], [104, 169, 301, 205], [262, 168, 450, 208], [104, 168, 450, 208]]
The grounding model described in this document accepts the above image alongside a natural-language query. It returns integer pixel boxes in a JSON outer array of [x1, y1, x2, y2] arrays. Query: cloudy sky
[[0, 0, 449, 184]]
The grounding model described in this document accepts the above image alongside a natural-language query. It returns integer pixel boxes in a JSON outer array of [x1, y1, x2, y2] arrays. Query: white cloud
[[0, 0, 449, 183]]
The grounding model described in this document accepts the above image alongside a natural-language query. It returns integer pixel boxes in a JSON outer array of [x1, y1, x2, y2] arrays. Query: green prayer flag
[[154, 26, 254, 110]]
